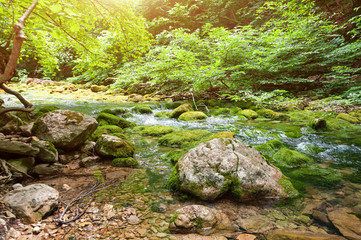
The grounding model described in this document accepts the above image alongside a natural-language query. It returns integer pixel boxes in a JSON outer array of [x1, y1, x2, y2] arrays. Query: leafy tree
[[0, 0, 151, 114]]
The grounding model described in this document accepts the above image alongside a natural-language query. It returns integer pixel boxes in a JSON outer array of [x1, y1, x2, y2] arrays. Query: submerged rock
[[170, 103, 193, 119], [328, 208, 361, 240], [267, 229, 346, 240], [169, 205, 233, 235], [169, 138, 295, 201], [95, 134, 135, 158], [31, 110, 98, 150], [3, 184, 59, 223], [272, 149, 313, 170], [179, 111, 207, 121]]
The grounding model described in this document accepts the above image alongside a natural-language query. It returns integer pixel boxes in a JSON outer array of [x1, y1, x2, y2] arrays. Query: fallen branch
[[54, 179, 121, 224], [0, 159, 12, 182], [1, 158, 34, 179], [0, 83, 34, 116]]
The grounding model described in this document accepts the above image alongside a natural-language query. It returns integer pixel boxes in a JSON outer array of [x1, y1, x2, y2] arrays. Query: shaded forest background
[[1, 0, 361, 104]]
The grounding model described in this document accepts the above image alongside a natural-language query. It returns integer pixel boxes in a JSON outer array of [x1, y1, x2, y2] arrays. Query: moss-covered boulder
[[95, 134, 135, 158], [92, 125, 125, 140], [154, 111, 171, 118], [96, 113, 136, 129], [272, 149, 313, 170], [289, 166, 342, 187], [254, 139, 286, 160], [158, 130, 212, 147], [100, 108, 128, 115], [308, 118, 327, 130], [167, 138, 295, 201], [257, 109, 289, 120], [208, 132, 235, 140], [239, 109, 258, 120], [131, 105, 153, 114], [179, 111, 207, 121], [336, 113, 360, 124], [134, 125, 180, 137], [90, 85, 108, 92], [170, 103, 193, 119], [32, 110, 98, 150], [112, 157, 139, 167]]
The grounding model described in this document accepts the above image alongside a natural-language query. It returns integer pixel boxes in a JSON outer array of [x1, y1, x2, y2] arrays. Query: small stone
[[33, 226, 41, 234], [127, 215, 140, 225], [62, 184, 71, 191]]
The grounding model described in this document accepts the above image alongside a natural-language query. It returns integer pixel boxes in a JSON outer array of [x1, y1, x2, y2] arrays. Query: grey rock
[[169, 205, 233, 235], [31, 110, 98, 150], [33, 164, 61, 176], [19, 122, 34, 137], [0, 140, 39, 156], [80, 141, 96, 155], [32, 140, 58, 163], [177, 138, 290, 201], [80, 156, 100, 168], [3, 184, 59, 223]]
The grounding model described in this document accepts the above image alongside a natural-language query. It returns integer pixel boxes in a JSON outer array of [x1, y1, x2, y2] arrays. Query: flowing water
[[2, 92, 361, 215]]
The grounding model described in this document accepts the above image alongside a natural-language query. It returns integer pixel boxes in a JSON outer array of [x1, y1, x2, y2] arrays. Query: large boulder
[[95, 134, 135, 158], [31, 110, 98, 150], [170, 103, 193, 119], [3, 184, 59, 223], [169, 138, 296, 201], [169, 205, 233, 235]]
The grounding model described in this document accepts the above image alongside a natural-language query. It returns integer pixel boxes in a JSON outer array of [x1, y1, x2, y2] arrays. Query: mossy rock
[[131, 105, 153, 114], [100, 108, 128, 115], [237, 115, 249, 121], [254, 139, 286, 160], [278, 175, 299, 198], [211, 108, 231, 116], [166, 164, 182, 192], [134, 125, 180, 137], [96, 113, 136, 128], [207, 132, 235, 141], [158, 130, 212, 148], [170, 103, 193, 119], [257, 109, 289, 120], [304, 145, 325, 155], [272, 149, 313, 170], [230, 107, 242, 115], [92, 125, 124, 140], [96, 135, 135, 158], [112, 157, 139, 167], [308, 118, 327, 131], [179, 111, 207, 121], [336, 113, 360, 124], [33, 106, 60, 119], [239, 109, 258, 120], [161, 150, 187, 164], [326, 119, 359, 131], [288, 166, 342, 187], [154, 111, 171, 118]]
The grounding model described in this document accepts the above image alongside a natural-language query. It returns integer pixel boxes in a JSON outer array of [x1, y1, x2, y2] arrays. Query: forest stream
[[1, 85, 361, 240]]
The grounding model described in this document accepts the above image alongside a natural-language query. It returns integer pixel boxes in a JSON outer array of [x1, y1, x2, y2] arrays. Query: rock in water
[[31, 110, 98, 150], [169, 205, 233, 235], [95, 134, 135, 158], [175, 138, 295, 201], [328, 208, 361, 240], [3, 184, 59, 223]]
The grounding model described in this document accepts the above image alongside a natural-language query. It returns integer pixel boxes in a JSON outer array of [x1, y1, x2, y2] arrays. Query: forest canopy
[[0, 0, 361, 102]]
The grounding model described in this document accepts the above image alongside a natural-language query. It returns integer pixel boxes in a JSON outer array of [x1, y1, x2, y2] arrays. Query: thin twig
[[1, 159, 34, 179]]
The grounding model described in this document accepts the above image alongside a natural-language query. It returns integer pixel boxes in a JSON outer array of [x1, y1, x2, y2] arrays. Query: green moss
[[161, 150, 186, 164], [134, 125, 180, 137], [96, 136, 135, 158], [343, 170, 361, 184], [326, 119, 359, 131], [304, 145, 325, 155], [207, 132, 235, 141], [33, 106, 60, 119], [272, 149, 313, 170], [178, 111, 207, 121], [289, 166, 342, 187], [336, 113, 360, 124], [257, 109, 289, 120], [46, 141, 57, 153], [100, 108, 128, 115], [154, 111, 171, 118], [254, 139, 286, 159], [96, 113, 136, 129], [170, 103, 193, 119], [220, 173, 243, 199], [211, 108, 231, 116], [92, 124, 124, 140], [131, 105, 153, 114], [112, 157, 139, 167], [278, 175, 299, 198], [158, 130, 212, 148], [194, 218, 204, 229], [169, 212, 181, 224], [166, 164, 182, 192], [239, 109, 258, 120]]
